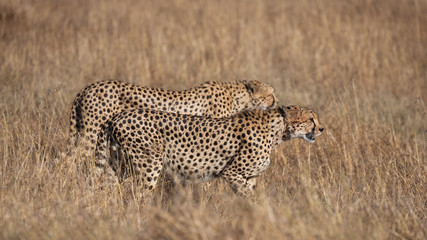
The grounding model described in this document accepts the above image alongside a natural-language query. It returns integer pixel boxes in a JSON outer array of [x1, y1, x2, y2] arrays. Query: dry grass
[[0, 0, 426, 239]]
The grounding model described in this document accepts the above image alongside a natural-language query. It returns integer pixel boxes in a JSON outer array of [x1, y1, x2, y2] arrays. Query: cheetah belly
[[163, 152, 231, 183]]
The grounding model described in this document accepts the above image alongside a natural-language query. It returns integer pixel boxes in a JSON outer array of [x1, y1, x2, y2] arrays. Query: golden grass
[[0, 0, 426, 239]]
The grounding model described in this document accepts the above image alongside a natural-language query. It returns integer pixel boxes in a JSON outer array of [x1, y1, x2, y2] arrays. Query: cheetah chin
[[303, 131, 315, 143]]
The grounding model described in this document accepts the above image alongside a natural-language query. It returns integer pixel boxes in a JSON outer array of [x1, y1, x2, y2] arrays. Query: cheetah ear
[[244, 80, 256, 94], [278, 106, 288, 117]]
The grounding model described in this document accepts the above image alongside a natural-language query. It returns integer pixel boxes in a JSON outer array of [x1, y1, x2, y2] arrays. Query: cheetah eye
[[309, 118, 314, 123]]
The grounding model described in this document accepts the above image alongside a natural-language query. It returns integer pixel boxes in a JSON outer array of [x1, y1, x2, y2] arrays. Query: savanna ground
[[0, 0, 426, 239]]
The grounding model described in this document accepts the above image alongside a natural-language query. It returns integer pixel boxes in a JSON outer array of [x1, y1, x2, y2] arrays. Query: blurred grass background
[[0, 0, 426, 239]]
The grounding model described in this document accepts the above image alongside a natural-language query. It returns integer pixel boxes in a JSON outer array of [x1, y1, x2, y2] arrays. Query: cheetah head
[[244, 80, 278, 110], [279, 105, 324, 143]]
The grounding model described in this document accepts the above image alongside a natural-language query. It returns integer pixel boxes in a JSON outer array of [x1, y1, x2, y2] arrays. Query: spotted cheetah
[[96, 105, 324, 196], [69, 80, 277, 157]]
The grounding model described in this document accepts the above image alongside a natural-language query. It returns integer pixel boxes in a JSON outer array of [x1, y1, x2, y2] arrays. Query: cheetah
[[69, 79, 277, 157], [95, 105, 324, 196]]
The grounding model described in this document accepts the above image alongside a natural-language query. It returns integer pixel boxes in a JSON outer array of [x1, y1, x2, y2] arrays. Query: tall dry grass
[[0, 0, 426, 239]]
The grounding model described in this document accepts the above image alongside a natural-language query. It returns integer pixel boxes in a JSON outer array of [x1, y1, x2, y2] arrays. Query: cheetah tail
[[67, 96, 83, 151]]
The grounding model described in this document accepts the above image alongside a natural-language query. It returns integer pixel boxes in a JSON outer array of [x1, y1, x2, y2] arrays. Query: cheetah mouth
[[267, 97, 277, 109], [303, 132, 315, 143]]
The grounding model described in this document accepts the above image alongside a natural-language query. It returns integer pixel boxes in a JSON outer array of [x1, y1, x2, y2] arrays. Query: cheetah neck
[[264, 110, 290, 148], [225, 82, 252, 114], [195, 81, 251, 117], [234, 109, 289, 149]]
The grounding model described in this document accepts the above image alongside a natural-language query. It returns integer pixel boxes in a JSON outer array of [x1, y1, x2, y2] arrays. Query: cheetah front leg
[[220, 168, 257, 196]]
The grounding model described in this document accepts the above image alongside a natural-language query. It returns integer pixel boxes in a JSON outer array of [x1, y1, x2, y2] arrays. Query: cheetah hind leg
[[120, 147, 164, 203], [92, 127, 120, 186], [109, 137, 125, 180]]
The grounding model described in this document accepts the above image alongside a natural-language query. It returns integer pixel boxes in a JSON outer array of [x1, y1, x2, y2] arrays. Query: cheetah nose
[[319, 128, 324, 132]]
